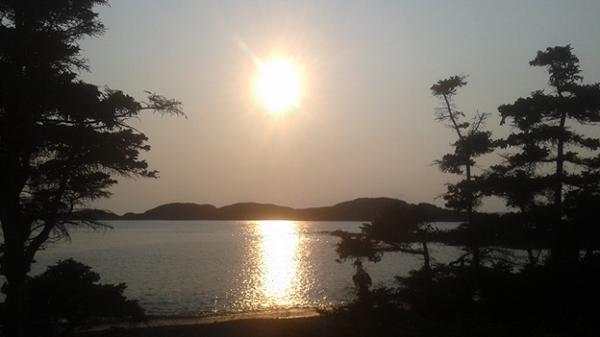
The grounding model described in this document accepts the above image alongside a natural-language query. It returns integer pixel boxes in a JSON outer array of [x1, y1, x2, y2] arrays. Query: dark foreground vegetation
[[0, 1, 182, 336], [77, 317, 330, 337], [331, 45, 600, 337], [0, 260, 144, 336]]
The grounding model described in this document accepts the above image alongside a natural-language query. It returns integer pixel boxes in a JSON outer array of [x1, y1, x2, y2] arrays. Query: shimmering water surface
[[32, 220, 460, 316]]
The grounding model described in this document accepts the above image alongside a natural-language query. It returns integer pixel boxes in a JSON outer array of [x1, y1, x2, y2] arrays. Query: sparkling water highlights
[[257, 221, 302, 306], [29, 221, 463, 315], [235, 220, 314, 310]]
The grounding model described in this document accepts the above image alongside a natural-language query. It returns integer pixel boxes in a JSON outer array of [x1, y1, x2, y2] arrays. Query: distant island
[[76, 197, 465, 222]]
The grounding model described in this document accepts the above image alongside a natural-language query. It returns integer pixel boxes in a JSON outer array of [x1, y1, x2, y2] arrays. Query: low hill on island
[[82, 197, 464, 222]]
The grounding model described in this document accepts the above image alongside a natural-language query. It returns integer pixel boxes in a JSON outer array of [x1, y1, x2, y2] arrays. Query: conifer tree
[[0, 2, 183, 335], [431, 75, 494, 268], [496, 45, 600, 267]]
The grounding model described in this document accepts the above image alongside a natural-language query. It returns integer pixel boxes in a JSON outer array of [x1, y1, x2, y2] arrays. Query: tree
[[24, 259, 144, 336], [497, 45, 600, 268], [0, 1, 183, 336], [360, 206, 434, 272], [430, 75, 494, 269], [333, 204, 435, 296]]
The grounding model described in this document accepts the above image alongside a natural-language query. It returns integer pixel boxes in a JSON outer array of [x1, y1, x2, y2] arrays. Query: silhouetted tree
[[564, 176, 600, 259], [496, 45, 600, 268], [334, 227, 382, 264], [430, 75, 494, 269], [482, 136, 549, 266], [25, 259, 144, 336], [0, 1, 183, 336], [361, 206, 433, 272], [330, 46, 600, 337], [334, 205, 435, 294]]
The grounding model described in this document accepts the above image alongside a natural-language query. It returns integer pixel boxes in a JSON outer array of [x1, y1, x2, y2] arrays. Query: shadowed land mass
[[76, 197, 463, 221]]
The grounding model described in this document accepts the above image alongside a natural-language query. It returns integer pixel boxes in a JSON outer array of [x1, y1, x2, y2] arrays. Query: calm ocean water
[[31, 220, 461, 316]]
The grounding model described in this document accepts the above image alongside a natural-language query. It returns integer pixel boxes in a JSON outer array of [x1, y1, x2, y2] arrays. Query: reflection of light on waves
[[257, 220, 300, 306]]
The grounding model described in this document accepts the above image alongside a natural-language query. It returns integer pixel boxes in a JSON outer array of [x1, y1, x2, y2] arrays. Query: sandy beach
[[79, 311, 334, 337]]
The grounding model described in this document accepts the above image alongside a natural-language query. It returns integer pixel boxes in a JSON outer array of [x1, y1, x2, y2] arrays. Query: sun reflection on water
[[235, 220, 311, 310], [257, 220, 301, 306]]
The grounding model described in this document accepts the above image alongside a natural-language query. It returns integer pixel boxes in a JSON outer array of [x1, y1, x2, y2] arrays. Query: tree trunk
[[2, 7, 31, 336], [526, 248, 536, 267], [421, 240, 431, 272], [442, 93, 479, 270], [4, 271, 27, 337], [552, 108, 578, 269], [465, 163, 480, 270], [1, 214, 29, 337], [552, 110, 566, 267]]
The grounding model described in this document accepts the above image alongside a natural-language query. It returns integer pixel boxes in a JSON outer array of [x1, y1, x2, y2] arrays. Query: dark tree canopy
[[24, 259, 144, 335], [529, 45, 582, 91], [331, 46, 600, 337], [494, 45, 600, 266], [333, 204, 435, 288], [0, 1, 182, 336]]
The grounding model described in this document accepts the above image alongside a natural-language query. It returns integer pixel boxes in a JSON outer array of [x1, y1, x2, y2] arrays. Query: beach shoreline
[[85, 307, 323, 332], [78, 310, 335, 337]]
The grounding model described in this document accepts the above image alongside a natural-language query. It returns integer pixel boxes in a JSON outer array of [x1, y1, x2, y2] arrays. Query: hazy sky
[[83, 0, 600, 214]]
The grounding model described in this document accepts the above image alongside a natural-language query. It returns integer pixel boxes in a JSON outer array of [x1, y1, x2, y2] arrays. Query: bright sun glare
[[255, 59, 302, 114]]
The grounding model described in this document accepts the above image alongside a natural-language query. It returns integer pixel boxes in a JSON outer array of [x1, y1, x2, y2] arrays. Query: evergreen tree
[[496, 45, 600, 267], [430, 75, 494, 269], [0, 1, 183, 335]]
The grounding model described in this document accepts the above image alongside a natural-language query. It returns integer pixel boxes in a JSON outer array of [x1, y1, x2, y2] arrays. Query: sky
[[82, 0, 600, 214]]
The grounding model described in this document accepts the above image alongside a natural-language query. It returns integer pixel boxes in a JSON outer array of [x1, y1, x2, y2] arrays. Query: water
[[30, 220, 462, 316]]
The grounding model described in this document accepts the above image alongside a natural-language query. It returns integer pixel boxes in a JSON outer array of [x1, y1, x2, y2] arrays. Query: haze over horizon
[[82, 0, 600, 214]]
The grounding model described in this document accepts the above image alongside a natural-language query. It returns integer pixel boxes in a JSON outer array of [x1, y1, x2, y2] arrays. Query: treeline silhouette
[[76, 198, 464, 221], [331, 45, 600, 337]]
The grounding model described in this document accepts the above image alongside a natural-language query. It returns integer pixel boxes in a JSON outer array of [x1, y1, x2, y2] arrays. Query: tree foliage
[[430, 75, 494, 268], [0, 1, 182, 336], [333, 204, 435, 287], [332, 45, 600, 337], [493, 45, 600, 265], [23, 259, 144, 335]]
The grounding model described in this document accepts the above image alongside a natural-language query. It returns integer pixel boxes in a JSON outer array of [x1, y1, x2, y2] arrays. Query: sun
[[255, 59, 302, 114]]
